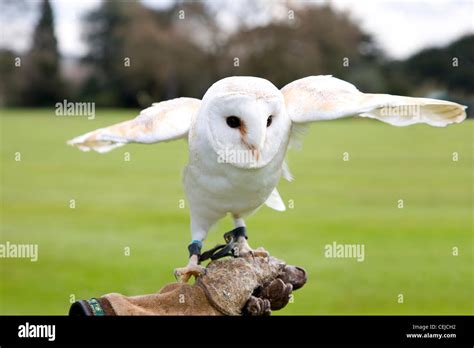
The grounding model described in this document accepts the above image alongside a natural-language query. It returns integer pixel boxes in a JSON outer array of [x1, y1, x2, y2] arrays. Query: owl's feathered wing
[[67, 97, 201, 153], [282, 75, 466, 130]]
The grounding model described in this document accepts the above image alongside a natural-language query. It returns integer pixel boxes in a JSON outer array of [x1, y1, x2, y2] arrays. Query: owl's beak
[[248, 144, 260, 161], [241, 138, 260, 161], [242, 120, 265, 162]]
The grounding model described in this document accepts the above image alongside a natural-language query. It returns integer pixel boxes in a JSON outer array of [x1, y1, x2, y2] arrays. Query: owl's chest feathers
[[184, 133, 285, 213]]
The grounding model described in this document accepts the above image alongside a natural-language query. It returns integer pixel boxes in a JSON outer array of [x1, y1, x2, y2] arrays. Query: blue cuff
[[190, 240, 202, 248]]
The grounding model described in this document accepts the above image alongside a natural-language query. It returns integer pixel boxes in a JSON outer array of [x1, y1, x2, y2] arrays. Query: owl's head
[[199, 76, 291, 169]]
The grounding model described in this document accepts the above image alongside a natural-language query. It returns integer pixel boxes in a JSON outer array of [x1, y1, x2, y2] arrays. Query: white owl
[[68, 76, 466, 282]]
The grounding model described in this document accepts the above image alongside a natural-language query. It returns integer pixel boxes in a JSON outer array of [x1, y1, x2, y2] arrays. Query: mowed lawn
[[0, 108, 472, 315]]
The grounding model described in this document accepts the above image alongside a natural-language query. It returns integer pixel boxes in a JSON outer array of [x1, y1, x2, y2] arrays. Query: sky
[[0, 0, 473, 60]]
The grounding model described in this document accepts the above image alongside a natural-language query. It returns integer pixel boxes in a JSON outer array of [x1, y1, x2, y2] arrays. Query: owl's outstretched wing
[[282, 76, 466, 129], [67, 97, 201, 153]]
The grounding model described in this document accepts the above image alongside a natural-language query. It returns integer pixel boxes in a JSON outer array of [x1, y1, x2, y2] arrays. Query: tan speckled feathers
[[67, 97, 200, 153]]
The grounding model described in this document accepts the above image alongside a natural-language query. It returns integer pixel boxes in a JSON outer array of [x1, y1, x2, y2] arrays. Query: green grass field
[[0, 108, 472, 315]]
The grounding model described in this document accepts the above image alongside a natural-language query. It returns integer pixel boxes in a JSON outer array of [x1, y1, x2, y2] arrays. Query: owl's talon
[[239, 245, 269, 259], [173, 264, 206, 283]]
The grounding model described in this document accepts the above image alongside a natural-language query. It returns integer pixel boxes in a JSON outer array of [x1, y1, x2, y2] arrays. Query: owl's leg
[[173, 241, 206, 283], [232, 217, 269, 258], [173, 220, 208, 283]]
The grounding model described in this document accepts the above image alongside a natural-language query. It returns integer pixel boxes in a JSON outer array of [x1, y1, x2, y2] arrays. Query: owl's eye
[[226, 116, 241, 128], [266, 115, 273, 127]]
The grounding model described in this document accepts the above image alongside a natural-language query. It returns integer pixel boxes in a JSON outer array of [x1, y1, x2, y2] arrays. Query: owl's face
[[201, 77, 291, 169]]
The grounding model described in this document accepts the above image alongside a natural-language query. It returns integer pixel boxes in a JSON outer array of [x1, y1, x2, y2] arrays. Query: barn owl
[[68, 76, 466, 282]]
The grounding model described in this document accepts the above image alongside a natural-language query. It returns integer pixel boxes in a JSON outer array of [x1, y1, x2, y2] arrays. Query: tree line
[[0, 0, 472, 115]]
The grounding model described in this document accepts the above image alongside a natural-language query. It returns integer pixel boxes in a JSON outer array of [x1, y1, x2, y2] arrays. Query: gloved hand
[[69, 257, 306, 316]]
